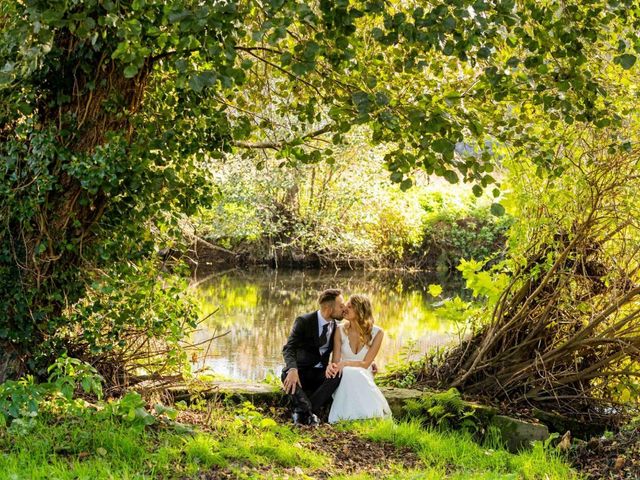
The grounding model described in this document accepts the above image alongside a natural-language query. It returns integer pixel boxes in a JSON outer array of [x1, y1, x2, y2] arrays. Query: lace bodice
[[338, 323, 381, 361]]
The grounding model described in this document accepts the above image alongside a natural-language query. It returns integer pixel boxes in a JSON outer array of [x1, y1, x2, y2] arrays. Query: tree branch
[[232, 123, 333, 150]]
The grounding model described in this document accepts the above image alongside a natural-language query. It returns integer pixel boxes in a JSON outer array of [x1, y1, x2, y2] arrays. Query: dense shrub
[[413, 211, 512, 271]]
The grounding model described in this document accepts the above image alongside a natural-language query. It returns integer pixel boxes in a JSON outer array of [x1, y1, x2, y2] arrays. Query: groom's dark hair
[[318, 288, 341, 305]]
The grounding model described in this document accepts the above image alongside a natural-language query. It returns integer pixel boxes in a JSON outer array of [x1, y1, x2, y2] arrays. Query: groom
[[281, 288, 345, 425]]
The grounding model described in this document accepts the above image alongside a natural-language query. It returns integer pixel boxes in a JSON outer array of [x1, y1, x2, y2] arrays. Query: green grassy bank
[[0, 399, 578, 480]]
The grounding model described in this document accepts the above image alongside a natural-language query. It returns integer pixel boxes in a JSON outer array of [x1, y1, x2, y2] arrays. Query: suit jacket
[[282, 311, 336, 372]]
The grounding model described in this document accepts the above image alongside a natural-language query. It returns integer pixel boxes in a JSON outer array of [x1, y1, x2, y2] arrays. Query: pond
[[191, 269, 469, 382]]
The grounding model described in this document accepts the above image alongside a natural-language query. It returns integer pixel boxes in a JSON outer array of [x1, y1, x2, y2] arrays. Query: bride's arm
[[339, 330, 384, 370], [326, 323, 343, 378], [331, 324, 342, 364]]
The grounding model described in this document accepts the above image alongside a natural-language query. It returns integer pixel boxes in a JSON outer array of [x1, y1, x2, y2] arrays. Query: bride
[[326, 294, 391, 423]]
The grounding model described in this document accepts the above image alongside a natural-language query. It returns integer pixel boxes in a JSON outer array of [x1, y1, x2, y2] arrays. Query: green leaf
[[390, 171, 403, 183], [188, 71, 216, 92], [400, 178, 412, 191], [365, 75, 377, 88], [291, 62, 311, 76], [259, 418, 277, 428], [81, 377, 91, 393], [280, 52, 292, 66], [123, 65, 138, 78], [173, 423, 195, 434], [490, 202, 505, 216], [428, 284, 443, 297], [375, 92, 389, 106], [506, 57, 519, 68], [443, 170, 458, 184], [61, 384, 73, 400], [614, 54, 636, 70], [442, 41, 454, 56], [154, 404, 179, 420], [302, 41, 320, 61], [619, 387, 631, 403], [352, 91, 371, 113], [432, 138, 454, 154], [477, 47, 491, 59], [472, 185, 483, 197], [442, 16, 456, 31]]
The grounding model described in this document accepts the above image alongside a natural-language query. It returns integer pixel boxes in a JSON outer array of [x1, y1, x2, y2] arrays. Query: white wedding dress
[[328, 324, 392, 423]]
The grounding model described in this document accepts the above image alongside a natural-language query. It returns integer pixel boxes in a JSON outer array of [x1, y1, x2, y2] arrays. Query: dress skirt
[[328, 366, 391, 423]]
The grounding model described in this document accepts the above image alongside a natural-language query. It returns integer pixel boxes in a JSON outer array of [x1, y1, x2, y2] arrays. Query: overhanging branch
[[232, 123, 333, 150]]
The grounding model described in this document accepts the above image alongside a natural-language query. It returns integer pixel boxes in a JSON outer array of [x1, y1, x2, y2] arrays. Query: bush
[[61, 259, 200, 386], [412, 207, 512, 272], [0, 354, 103, 431]]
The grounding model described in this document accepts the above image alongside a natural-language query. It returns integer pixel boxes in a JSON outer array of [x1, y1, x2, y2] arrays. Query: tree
[[1, 0, 638, 376], [405, 130, 640, 421]]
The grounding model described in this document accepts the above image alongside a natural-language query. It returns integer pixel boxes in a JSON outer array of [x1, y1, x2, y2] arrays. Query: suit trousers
[[281, 367, 342, 418]]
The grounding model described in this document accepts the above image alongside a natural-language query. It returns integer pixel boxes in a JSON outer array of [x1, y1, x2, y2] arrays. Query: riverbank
[[169, 381, 552, 452], [0, 398, 577, 479], [165, 380, 640, 479], [3, 370, 638, 479], [191, 152, 511, 275], [185, 212, 509, 274]]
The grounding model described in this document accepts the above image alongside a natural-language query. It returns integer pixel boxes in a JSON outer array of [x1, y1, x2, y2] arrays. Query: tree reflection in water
[[192, 269, 469, 381]]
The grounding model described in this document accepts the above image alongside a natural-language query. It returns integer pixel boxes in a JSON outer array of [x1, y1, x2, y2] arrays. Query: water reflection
[[192, 269, 467, 381]]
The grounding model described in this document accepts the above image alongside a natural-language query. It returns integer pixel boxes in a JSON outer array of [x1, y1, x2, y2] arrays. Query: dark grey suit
[[281, 311, 341, 419]]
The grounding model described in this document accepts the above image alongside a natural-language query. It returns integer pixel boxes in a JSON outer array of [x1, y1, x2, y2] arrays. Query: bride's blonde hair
[[346, 294, 374, 346]]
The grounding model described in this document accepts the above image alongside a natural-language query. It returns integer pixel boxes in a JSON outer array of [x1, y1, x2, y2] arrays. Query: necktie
[[319, 322, 329, 347]]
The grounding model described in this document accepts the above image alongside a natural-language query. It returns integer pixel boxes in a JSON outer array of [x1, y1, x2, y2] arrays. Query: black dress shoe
[[308, 413, 321, 427], [292, 412, 308, 425]]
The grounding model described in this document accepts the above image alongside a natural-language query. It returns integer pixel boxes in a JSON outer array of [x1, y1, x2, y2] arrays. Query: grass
[[0, 402, 580, 479], [0, 402, 326, 479], [338, 419, 581, 480]]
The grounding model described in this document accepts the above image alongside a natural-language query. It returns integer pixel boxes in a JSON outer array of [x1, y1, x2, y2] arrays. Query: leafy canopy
[[0, 0, 639, 368]]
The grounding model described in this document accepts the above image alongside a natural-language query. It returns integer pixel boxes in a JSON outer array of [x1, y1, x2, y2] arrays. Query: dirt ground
[[570, 427, 640, 479]]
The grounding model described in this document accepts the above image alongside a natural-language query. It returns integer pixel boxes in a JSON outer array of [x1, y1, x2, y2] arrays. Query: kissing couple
[[281, 288, 391, 425]]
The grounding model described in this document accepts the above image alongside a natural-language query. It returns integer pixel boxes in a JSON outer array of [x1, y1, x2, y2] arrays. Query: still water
[[192, 269, 467, 381]]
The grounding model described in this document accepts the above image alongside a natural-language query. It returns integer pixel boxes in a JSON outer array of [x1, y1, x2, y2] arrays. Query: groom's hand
[[283, 368, 301, 394], [325, 363, 338, 378]]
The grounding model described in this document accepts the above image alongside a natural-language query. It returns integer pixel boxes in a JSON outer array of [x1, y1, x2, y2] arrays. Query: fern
[[407, 388, 480, 434]]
